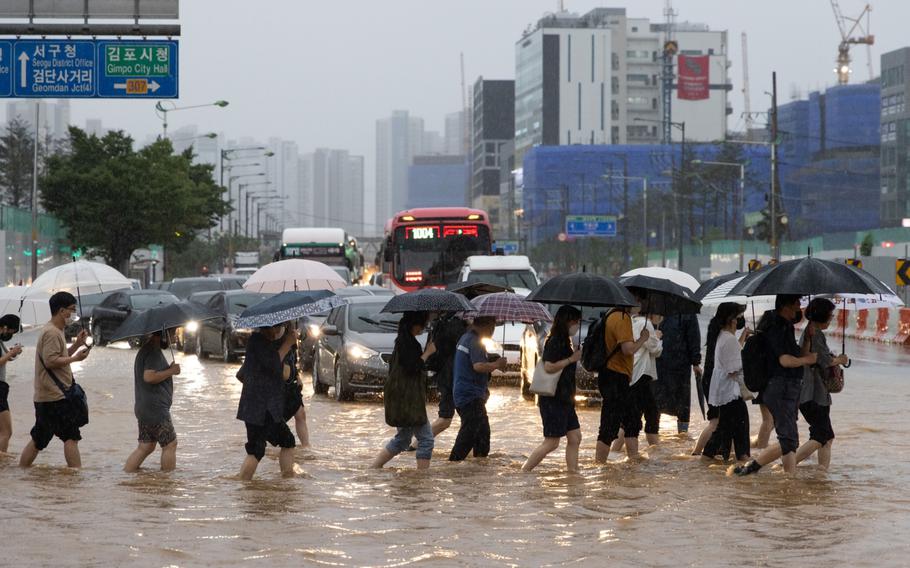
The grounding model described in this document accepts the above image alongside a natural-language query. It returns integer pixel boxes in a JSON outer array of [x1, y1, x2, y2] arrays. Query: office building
[[472, 78, 515, 230], [881, 47, 910, 226], [375, 110, 425, 235], [406, 155, 470, 210]]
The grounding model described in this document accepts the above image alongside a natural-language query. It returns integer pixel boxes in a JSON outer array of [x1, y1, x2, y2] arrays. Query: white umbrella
[[0, 286, 51, 326], [621, 266, 701, 293], [242, 259, 347, 293], [25, 260, 132, 297], [803, 293, 904, 311]]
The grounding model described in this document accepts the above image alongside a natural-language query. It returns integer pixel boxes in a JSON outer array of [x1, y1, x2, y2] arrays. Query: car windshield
[[466, 270, 538, 290], [332, 266, 352, 284], [227, 294, 270, 315], [348, 304, 401, 333], [169, 280, 224, 299], [394, 225, 491, 286], [131, 294, 179, 310], [223, 278, 246, 289]]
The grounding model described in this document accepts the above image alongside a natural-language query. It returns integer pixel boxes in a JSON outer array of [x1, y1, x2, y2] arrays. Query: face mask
[[0, 332, 12, 342], [65, 313, 77, 325], [568, 324, 580, 336], [159, 335, 170, 349], [791, 310, 803, 325], [736, 316, 746, 330]]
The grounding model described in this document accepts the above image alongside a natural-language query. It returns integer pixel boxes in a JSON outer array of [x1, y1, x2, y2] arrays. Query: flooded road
[[1, 331, 909, 567]]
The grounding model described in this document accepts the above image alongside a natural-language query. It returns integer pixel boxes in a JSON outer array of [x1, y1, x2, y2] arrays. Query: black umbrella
[[525, 272, 638, 307], [108, 301, 220, 343], [619, 274, 701, 316], [446, 281, 513, 300], [729, 257, 895, 297], [381, 288, 475, 313], [694, 272, 745, 301]]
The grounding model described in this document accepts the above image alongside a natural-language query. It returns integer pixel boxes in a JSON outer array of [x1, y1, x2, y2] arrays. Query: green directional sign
[[103, 44, 171, 77]]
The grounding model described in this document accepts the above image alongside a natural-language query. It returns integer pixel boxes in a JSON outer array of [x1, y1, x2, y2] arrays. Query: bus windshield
[[393, 224, 491, 286]]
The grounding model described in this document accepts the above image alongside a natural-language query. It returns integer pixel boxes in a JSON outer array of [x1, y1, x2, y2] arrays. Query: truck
[[234, 251, 260, 276], [278, 227, 363, 282]]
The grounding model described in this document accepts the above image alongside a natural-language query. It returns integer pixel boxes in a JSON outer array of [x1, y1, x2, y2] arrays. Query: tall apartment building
[[472, 78, 515, 230], [301, 149, 365, 235], [514, 8, 729, 163], [881, 47, 910, 226], [375, 110, 425, 235], [6, 99, 71, 145]]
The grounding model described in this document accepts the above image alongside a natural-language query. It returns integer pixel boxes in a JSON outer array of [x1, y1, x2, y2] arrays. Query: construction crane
[[741, 32, 753, 134], [830, 1, 874, 84]]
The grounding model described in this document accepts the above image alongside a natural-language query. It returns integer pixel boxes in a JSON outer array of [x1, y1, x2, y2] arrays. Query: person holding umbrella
[[237, 322, 300, 480], [0, 314, 24, 454], [372, 311, 437, 470], [653, 313, 701, 435], [522, 306, 583, 473], [124, 329, 182, 472], [427, 313, 467, 438]]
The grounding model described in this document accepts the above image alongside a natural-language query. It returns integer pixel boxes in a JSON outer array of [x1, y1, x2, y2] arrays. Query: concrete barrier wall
[[827, 308, 910, 345]]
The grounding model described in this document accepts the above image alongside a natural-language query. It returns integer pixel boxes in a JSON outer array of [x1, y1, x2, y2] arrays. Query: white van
[[458, 255, 540, 296]]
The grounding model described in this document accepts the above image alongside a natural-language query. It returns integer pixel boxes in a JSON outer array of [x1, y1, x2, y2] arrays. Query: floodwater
[[1, 331, 909, 567]]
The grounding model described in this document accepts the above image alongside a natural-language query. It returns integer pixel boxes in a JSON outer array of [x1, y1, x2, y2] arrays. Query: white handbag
[[530, 359, 561, 397]]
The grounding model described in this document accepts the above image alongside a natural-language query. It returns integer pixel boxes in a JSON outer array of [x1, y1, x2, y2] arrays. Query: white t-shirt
[[631, 316, 662, 386], [708, 330, 743, 406]]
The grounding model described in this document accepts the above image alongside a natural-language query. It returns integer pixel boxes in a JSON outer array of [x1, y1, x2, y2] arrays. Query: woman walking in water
[[372, 311, 436, 470], [522, 306, 583, 473]]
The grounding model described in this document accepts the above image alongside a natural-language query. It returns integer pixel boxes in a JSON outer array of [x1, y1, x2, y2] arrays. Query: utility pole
[[770, 71, 780, 261], [622, 157, 630, 271], [30, 102, 39, 282], [677, 122, 686, 271]]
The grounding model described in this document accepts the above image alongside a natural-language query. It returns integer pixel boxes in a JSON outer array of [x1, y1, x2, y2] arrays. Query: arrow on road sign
[[18, 51, 28, 88], [149, 80, 160, 93], [897, 259, 910, 287]]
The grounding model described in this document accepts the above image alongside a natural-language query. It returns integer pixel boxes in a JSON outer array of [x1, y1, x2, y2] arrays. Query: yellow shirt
[[34, 324, 73, 403], [605, 311, 634, 378]]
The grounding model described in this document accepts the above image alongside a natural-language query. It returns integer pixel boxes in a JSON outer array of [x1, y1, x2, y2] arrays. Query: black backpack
[[581, 311, 623, 373], [742, 331, 771, 393]]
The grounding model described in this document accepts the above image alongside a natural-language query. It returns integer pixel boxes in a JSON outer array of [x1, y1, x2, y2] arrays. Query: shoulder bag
[[39, 354, 89, 427]]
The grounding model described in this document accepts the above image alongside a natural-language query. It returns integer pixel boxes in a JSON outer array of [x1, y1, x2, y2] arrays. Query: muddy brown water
[[1, 333, 908, 567]]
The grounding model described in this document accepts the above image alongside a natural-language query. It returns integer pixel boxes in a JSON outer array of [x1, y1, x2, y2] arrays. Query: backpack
[[581, 311, 623, 373], [741, 331, 771, 393]]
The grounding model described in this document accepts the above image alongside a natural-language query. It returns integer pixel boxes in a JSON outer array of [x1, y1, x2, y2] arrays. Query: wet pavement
[[1, 329, 909, 566]]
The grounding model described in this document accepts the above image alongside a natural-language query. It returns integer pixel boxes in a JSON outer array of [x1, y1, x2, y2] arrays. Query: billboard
[[678, 54, 709, 101]]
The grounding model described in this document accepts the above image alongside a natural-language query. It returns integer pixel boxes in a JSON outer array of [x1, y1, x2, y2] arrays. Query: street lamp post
[[691, 159, 746, 271], [602, 174, 648, 265], [253, 195, 285, 238], [242, 183, 274, 237], [154, 100, 228, 139], [219, 147, 273, 233]]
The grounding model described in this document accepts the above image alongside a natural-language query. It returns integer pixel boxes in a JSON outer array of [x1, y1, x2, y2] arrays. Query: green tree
[[0, 117, 38, 207], [41, 128, 229, 272], [860, 232, 874, 257]]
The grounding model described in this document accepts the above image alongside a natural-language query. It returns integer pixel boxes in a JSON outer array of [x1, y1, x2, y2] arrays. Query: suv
[[92, 290, 180, 346], [458, 255, 540, 296], [167, 276, 245, 300]]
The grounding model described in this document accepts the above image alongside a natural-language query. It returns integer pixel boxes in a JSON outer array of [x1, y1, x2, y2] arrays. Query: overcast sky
[[63, 0, 905, 189]]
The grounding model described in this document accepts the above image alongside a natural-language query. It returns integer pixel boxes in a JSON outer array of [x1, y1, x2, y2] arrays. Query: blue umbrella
[[235, 290, 345, 329]]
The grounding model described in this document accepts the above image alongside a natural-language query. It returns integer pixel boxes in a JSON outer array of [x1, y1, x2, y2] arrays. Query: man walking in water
[[20, 292, 92, 468]]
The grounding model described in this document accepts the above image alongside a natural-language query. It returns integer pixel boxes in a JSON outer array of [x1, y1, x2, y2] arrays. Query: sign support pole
[[30, 101, 39, 282]]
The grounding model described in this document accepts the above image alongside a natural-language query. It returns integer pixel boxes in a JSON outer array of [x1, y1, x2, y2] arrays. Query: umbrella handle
[[843, 358, 852, 369]]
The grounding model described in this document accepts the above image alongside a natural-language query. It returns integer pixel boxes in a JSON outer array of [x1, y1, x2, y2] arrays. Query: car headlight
[[307, 324, 321, 338], [347, 343, 379, 360], [482, 337, 503, 353], [185, 321, 199, 333], [235, 327, 253, 334]]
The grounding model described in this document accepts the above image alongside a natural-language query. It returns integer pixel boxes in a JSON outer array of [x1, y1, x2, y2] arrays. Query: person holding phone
[[0, 314, 24, 453]]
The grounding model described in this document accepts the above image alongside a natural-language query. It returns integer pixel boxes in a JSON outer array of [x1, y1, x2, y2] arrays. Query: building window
[[567, 35, 572, 82], [591, 35, 595, 82], [578, 83, 582, 130]]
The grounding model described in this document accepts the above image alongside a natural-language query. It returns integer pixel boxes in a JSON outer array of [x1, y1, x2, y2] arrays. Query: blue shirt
[[453, 330, 490, 408]]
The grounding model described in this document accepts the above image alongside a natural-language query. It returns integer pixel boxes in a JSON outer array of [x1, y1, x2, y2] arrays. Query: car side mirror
[[117, 304, 130, 312], [322, 325, 339, 336]]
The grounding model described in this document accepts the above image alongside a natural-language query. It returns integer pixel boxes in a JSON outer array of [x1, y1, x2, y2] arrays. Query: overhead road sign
[[2, 39, 178, 99], [0, 0, 178, 19], [565, 215, 617, 238]]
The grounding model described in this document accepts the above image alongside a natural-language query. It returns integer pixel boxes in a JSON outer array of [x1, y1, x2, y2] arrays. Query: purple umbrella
[[469, 292, 552, 324]]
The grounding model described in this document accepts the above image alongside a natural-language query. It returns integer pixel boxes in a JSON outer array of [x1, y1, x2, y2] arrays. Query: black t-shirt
[[542, 334, 576, 406], [763, 311, 802, 380]]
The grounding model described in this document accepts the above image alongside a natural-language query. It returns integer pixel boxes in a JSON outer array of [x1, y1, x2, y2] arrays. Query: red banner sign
[[678, 54, 709, 100]]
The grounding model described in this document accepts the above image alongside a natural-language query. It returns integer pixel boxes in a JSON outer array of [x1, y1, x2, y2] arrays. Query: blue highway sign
[[565, 215, 617, 238], [1, 39, 177, 99]]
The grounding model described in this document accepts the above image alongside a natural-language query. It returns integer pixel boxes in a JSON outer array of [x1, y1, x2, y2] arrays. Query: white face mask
[[569, 324, 580, 336], [65, 312, 77, 325]]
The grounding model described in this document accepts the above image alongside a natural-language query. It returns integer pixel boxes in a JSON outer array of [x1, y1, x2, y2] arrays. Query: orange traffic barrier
[[873, 308, 891, 342], [853, 309, 871, 341], [893, 308, 910, 345]]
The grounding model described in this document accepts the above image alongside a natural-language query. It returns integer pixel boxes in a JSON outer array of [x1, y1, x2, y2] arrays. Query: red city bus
[[379, 207, 493, 292]]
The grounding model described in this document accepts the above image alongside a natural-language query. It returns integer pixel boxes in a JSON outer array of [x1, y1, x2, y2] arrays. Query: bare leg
[[780, 452, 796, 474], [693, 418, 719, 455], [63, 440, 81, 468], [610, 428, 626, 453], [124, 442, 156, 473], [645, 433, 660, 446], [753, 405, 774, 449], [431, 417, 452, 437], [594, 441, 611, 464], [754, 443, 783, 467], [160, 440, 177, 471], [522, 437, 560, 472], [795, 439, 822, 465], [0, 410, 11, 453], [293, 407, 310, 448], [239, 455, 260, 480], [624, 437, 640, 460], [565, 429, 581, 473], [279, 448, 295, 477], [416, 458, 430, 470], [817, 441, 832, 470], [372, 448, 395, 469], [19, 439, 38, 467]]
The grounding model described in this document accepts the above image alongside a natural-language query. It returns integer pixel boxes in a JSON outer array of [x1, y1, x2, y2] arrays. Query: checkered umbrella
[[235, 291, 345, 329], [469, 292, 552, 324]]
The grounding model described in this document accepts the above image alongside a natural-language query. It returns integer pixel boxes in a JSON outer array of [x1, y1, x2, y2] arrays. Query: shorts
[[707, 404, 719, 421], [245, 420, 296, 461], [437, 386, 455, 420], [0, 382, 9, 413], [763, 376, 802, 455], [800, 401, 835, 445], [538, 397, 580, 438], [283, 378, 304, 421], [138, 420, 177, 447], [597, 369, 642, 444], [30, 400, 82, 451]]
